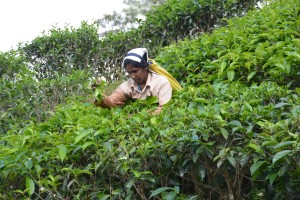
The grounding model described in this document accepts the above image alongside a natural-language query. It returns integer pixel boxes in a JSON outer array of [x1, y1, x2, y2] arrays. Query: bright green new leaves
[[58, 145, 67, 162], [93, 81, 106, 101]]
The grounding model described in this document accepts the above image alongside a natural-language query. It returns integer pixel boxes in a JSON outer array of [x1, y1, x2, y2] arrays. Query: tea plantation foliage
[[1, 0, 300, 199]]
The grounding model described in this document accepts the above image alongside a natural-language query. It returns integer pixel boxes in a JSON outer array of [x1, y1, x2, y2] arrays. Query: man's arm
[[94, 88, 128, 108], [151, 80, 172, 114], [158, 81, 172, 107]]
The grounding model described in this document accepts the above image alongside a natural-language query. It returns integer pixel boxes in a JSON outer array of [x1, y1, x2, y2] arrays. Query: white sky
[[0, 0, 125, 52]]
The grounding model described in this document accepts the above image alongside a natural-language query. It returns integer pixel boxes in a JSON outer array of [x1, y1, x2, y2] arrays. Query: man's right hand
[[91, 79, 102, 91]]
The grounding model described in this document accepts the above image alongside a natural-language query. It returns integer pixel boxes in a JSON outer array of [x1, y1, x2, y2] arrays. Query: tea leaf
[[198, 165, 206, 181], [150, 187, 173, 198], [268, 173, 278, 185], [247, 143, 265, 157], [58, 145, 67, 162], [247, 71, 256, 81], [227, 156, 236, 168], [274, 102, 290, 108], [250, 161, 266, 176], [25, 159, 33, 170], [228, 120, 242, 127], [273, 141, 295, 149], [220, 128, 229, 140], [227, 70, 235, 81], [74, 129, 93, 144], [150, 117, 157, 125], [82, 142, 95, 150], [25, 177, 35, 195], [272, 150, 291, 164], [164, 191, 177, 200]]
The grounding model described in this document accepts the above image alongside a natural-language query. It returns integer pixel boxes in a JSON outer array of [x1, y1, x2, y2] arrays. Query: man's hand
[[151, 106, 163, 115], [91, 79, 102, 91]]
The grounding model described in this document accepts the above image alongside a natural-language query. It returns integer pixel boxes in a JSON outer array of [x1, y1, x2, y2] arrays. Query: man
[[94, 48, 172, 114]]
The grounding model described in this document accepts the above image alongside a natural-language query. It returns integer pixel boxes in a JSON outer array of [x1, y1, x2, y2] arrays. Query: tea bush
[[0, 67, 92, 134], [156, 0, 300, 88], [18, 0, 259, 82], [0, 82, 299, 199], [1, 0, 300, 199]]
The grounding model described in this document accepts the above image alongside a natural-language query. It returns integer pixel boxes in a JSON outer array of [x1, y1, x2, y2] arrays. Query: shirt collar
[[130, 71, 153, 92]]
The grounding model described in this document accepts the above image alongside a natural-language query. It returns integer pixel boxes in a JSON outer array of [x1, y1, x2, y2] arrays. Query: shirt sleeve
[[157, 80, 172, 106]]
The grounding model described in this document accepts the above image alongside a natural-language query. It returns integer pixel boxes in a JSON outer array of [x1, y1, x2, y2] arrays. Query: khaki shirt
[[97, 71, 172, 108]]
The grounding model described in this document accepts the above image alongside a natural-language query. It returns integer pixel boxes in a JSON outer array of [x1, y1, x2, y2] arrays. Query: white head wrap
[[122, 48, 148, 68]]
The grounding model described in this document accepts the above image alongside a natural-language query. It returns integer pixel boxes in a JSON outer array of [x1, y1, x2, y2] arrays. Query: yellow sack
[[149, 59, 182, 91]]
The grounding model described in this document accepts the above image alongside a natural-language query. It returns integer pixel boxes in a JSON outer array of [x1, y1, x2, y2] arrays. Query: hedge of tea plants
[[0, 82, 299, 199], [156, 0, 300, 88], [0, 0, 259, 136], [1, 0, 300, 199]]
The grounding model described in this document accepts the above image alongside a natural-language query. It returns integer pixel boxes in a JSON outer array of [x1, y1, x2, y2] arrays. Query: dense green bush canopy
[[156, 0, 300, 88], [1, 0, 299, 199]]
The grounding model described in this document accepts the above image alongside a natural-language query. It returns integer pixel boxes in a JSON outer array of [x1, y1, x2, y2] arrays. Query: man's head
[[122, 48, 150, 85]]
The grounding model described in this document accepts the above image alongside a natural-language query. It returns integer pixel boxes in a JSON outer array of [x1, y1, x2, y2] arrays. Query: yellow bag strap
[[148, 59, 182, 91]]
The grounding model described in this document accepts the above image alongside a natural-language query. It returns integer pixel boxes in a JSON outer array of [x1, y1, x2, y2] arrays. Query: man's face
[[125, 64, 148, 85]]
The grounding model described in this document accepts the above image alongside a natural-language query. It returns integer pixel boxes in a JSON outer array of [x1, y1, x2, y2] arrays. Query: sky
[[0, 0, 125, 52]]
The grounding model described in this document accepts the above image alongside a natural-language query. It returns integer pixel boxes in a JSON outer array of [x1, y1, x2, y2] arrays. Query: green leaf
[[247, 71, 256, 81], [272, 150, 291, 164], [98, 194, 110, 200], [26, 177, 35, 195], [34, 165, 42, 178], [198, 165, 206, 181], [273, 141, 295, 149], [25, 159, 33, 170], [0, 160, 5, 169], [0, 112, 7, 120], [247, 143, 265, 156], [227, 156, 236, 168], [218, 61, 227, 78], [268, 173, 278, 185], [163, 192, 177, 200], [228, 120, 242, 127], [274, 102, 290, 108], [227, 70, 234, 81], [261, 140, 278, 147], [82, 142, 95, 150], [150, 187, 173, 198], [220, 128, 228, 140], [244, 102, 253, 112], [132, 170, 141, 178], [250, 161, 266, 176], [22, 136, 31, 147], [217, 159, 223, 168], [150, 117, 157, 125], [125, 179, 135, 189], [74, 129, 93, 144], [132, 116, 141, 123], [173, 186, 180, 193], [93, 81, 106, 101], [58, 145, 67, 162], [75, 169, 93, 176]]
